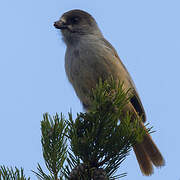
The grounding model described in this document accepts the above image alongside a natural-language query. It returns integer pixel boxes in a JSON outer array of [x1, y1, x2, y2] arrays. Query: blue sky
[[0, 0, 179, 179]]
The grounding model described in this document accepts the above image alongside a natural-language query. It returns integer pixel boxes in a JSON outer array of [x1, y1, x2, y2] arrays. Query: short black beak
[[54, 20, 67, 29]]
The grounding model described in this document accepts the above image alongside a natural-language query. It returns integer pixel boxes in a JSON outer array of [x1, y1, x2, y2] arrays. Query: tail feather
[[142, 130, 165, 167], [123, 102, 165, 175], [133, 143, 153, 176]]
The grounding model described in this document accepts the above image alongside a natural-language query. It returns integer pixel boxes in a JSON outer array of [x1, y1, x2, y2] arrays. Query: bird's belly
[[69, 59, 110, 107], [65, 47, 133, 108]]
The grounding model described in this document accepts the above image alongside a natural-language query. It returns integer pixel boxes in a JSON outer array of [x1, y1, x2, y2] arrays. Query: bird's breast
[[65, 40, 133, 107]]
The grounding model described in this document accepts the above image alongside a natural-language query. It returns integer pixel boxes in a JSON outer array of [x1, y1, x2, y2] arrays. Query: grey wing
[[102, 38, 146, 122]]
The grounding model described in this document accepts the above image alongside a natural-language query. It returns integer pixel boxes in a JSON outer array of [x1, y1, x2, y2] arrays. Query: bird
[[54, 9, 165, 176]]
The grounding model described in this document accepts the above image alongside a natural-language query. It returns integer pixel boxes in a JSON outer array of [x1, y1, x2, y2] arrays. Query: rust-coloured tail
[[133, 143, 153, 176], [133, 122, 165, 175], [123, 102, 165, 175]]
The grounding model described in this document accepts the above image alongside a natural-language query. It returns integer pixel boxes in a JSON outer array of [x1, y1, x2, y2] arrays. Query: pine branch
[[33, 113, 68, 180], [32, 78, 151, 179], [0, 166, 30, 180], [0, 78, 152, 180], [66, 78, 148, 179]]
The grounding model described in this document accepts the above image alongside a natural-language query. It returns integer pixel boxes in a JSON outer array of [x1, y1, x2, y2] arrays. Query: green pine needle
[[67, 78, 149, 179], [0, 166, 30, 180], [33, 113, 68, 180]]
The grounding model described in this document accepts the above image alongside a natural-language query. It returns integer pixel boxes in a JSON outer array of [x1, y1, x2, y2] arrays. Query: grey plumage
[[54, 9, 165, 175]]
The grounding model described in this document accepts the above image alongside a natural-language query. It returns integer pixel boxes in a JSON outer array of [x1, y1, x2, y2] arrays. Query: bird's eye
[[70, 17, 79, 24]]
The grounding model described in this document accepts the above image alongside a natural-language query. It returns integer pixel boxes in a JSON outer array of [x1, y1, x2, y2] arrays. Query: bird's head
[[54, 9, 102, 45]]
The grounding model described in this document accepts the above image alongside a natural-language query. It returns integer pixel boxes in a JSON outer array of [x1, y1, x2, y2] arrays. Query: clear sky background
[[0, 0, 179, 179]]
